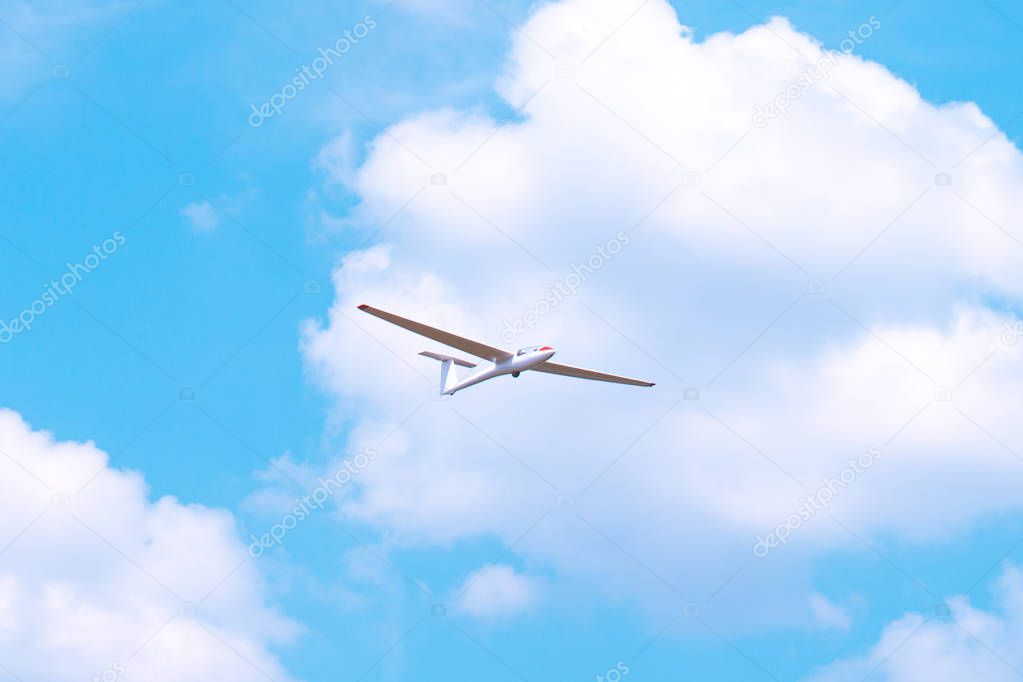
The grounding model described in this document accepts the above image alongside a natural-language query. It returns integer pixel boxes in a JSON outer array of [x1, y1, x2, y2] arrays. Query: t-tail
[[419, 351, 476, 395]]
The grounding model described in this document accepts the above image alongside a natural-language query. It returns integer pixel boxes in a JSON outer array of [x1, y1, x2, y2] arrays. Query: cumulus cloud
[[810, 564, 1023, 681], [303, 0, 1023, 624], [0, 409, 297, 681], [454, 565, 538, 620]]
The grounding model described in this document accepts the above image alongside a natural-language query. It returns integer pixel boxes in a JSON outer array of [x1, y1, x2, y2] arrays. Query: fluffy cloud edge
[[0, 407, 300, 681], [809, 564, 1023, 682]]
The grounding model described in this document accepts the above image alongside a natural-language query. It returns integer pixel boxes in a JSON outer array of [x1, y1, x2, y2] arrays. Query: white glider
[[358, 304, 655, 395]]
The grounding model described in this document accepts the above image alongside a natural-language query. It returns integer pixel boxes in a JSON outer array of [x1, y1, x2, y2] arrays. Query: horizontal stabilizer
[[419, 351, 477, 368]]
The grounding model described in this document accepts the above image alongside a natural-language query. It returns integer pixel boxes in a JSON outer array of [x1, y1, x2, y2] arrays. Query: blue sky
[[2, 0, 1023, 680]]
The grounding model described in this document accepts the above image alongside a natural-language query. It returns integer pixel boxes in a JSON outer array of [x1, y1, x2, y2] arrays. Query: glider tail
[[439, 359, 459, 395], [418, 351, 475, 395]]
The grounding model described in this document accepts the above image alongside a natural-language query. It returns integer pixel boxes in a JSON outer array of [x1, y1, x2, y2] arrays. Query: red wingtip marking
[[357, 304, 369, 310]]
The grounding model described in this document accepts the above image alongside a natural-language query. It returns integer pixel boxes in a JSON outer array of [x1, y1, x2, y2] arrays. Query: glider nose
[[538, 345, 555, 358]]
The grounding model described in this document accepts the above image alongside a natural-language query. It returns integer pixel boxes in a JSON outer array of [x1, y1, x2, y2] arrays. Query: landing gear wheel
[[512, 372, 520, 378]]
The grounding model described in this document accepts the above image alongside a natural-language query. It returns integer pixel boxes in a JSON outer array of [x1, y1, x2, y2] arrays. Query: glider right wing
[[531, 361, 655, 387]]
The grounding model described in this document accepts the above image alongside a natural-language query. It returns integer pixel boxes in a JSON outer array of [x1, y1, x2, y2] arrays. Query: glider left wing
[[358, 304, 513, 362]]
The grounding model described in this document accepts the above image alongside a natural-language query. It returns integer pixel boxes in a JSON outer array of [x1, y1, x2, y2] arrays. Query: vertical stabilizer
[[440, 359, 460, 394], [418, 351, 474, 394]]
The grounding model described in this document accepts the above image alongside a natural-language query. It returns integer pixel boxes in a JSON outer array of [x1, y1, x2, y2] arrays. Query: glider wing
[[358, 305, 513, 362], [531, 361, 654, 387]]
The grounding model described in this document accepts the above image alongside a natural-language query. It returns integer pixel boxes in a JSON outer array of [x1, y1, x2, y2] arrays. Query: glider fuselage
[[446, 346, 555, 394]]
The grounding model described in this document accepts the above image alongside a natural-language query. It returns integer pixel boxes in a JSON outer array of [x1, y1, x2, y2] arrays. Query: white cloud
[[241, 453, 320, 518], [0, 408, 298, 681], [304, 0, 1023, 623], [314, 130, 358, 191], [181, 200, 221, 232], [810, 593, 851, 631], [182, 190, 258, 233], [810, 564, 1023, 681], [455, 565, 537, 620]]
